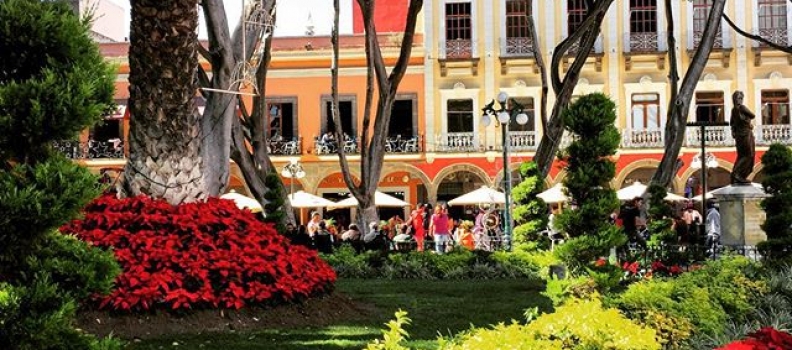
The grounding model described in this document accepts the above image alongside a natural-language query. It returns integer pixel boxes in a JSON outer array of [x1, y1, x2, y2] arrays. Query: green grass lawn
[[127, 278, 551, 350]]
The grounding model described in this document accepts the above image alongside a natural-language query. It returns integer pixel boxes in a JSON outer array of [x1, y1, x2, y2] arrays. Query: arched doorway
[[378, 171, 429, 221], [684, 167, 731, 197], [436, 169, 489, 221], [317, 173, 359, 231]]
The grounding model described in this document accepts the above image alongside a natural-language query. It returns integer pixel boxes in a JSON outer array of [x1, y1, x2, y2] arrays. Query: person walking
[[429, 204, 451, 254], [706, 201, 721, 255], [409, 205, 426, 251]]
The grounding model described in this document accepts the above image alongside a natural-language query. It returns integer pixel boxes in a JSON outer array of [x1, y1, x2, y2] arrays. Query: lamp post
[[686, 121, 727, 237], [281, 157, 306, 197], [481, 92, 529, 250]]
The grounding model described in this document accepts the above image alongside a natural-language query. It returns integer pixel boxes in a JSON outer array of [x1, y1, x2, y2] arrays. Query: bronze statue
[[730, 90, 755, 184]]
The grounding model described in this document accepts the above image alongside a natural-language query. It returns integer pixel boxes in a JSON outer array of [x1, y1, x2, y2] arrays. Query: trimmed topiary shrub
[[263, 172, 287, 233], [759, 143, 792, 262], [555, 93, 625, 270], [511, 161, 549, 249], [61, 195, 336, 311]]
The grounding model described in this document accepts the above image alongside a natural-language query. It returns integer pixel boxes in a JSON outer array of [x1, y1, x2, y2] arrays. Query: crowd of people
[[282, 204, 505, 255]]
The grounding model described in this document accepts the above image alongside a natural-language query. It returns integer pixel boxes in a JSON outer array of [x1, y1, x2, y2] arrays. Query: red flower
[[61, 194, 336, 311], [650, 261, 667, 272], [622, 261, 640, 274], [595, 258, 607, 267]]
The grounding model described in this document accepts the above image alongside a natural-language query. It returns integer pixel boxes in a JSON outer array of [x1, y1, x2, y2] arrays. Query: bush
[[263, 172, 287, 233], [511, 162, 549, 249], [615, 257, 766, 348], [440, 298, 660, 350], [760, 143, 792, 262], [61, 195, 336, 311]]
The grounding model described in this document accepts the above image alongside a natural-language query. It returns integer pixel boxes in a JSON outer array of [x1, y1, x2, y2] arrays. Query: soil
[[76, 293, 376, 340]]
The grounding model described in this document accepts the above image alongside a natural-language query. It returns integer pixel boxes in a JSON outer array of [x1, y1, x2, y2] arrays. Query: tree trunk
[[121, 0, 206, 204], [651, 0, 727, 187], [532, 0, 613, 178]]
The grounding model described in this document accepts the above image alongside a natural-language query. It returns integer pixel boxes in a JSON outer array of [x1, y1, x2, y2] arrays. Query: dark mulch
[[76, 293, 376, 340]]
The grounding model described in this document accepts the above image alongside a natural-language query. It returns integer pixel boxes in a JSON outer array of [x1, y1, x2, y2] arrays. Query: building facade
[[69, 0, 792, 222]]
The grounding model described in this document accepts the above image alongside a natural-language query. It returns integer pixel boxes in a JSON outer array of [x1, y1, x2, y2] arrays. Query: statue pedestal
[[712, 184, 768, 246]]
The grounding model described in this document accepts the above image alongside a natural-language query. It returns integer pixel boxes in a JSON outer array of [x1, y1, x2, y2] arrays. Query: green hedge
[[320, 246, 554, 281]]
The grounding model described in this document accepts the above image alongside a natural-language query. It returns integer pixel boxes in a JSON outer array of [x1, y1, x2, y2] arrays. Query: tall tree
[[330, 0, 423, 227], [527, 0, 615, 178], [651, 0, 727, 187], [197, 0, 296, 223], [120, 0, 207, 204]]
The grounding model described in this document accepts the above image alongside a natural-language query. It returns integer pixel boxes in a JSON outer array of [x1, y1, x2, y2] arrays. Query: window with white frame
[[444, 2, 473, 59], [628, 0, 659, 52], [510, 97, 535, 132], [692, 0, 723, 49], [761, 90, 790, 125], [504, 0, 533, 56], [631, 93, 661, 129], [757, 0, 788, 47], [446, 99, 474, 132], [695, 91, 725, 123]]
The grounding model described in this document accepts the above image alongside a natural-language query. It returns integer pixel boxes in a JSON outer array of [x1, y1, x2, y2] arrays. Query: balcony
[[685, 125, 734, 147], [493, 131, 538, 151], [436, 132, 477, 153], [385, 135, 423, 154], [55, 139, 125, 159], [502, 37, 534, 57], [314, 136, 360, 155], [751, 27, 792, 66], [622, 129, 665, 148], [439, 39, 478, 77], [267, 137, 302, 156], [755, 27, 789, 48], [757, 124, 792, 146], [626, 32, 660, 53], [443, 39, 473, 59]]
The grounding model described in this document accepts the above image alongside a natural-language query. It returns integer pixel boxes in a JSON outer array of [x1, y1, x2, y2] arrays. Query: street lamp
[[686, 120, 727, 237], [481, 91, 529, 250], [281, 157, 306, 197]]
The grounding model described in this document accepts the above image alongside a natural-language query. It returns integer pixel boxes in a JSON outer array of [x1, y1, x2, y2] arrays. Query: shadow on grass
[[128, 278, 552, 350]]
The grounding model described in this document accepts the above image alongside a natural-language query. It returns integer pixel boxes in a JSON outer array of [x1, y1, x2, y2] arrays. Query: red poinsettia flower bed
[[717, 327, 792, 350], [61, 195, 336, 311]]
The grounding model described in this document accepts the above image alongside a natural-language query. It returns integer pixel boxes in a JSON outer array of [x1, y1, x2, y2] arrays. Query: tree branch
[[357, 0, 389, 95], [723, 13, 792, 54], [525, 2, 548, 135], [387, 0, 423, 93]]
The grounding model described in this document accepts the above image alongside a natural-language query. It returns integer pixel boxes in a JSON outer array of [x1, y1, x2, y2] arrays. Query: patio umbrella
[[663, 192, 688, 202], [447, 186, 506, 206], [617, 181, 648, 201], [287, 191, 336, 208], [220, 191, 263, 213], [328, 191, 409, 210], [537, 183, 569, 204]]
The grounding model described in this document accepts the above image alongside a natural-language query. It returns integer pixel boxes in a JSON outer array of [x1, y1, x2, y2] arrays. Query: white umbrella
[[220, 191, 263, 213], [537, 183, 569, 204], [617, 181, 648, 201], [691, 191, 716, 202], [447, 186, 506, 206], [663, 192, 688, 202], [329, 191, 409, 209], [287, 191, 336, 208]]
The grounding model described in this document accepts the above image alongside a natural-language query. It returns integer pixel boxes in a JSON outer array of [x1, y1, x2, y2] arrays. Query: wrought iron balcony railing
[[626, 32, 661, 53], [385, 135, 422, 154], [443, 39, 473, 59], [55, 139, 125, 159], [501, 37, 534, 57], [267, 137, 302, 155], [754, 27, 789, 48]]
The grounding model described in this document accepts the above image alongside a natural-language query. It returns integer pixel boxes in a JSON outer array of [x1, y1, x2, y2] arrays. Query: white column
[[735, 0, 748, 94], [424, 1, 436, 151]]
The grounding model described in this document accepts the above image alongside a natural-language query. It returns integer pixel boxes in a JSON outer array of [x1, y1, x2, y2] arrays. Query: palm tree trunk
[[121, 0, 206, 204]]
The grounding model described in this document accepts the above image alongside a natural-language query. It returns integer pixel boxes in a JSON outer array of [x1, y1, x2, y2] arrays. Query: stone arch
[[493, 162, 524, 190], [305, 166, 361, 194], [612, 159, 661, 189], [551, 170, 567, 186], [381, 163, 434, 203], [678, 159, 734, 193], [749, 163, 765, 183], [431, 163, 491, 203]]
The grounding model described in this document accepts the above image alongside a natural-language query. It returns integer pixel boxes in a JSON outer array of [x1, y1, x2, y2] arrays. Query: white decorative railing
[[622, 129, 664, 148], [685, 125, 734, 147], [559, 131, 576, 150], [436, 132, 477, 152], [757, 124, 792, 145], [510, 131, 537, 151]]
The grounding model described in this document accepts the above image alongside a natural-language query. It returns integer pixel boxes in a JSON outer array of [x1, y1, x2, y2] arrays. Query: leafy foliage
[[440, 298, 660, 350], [556, 93, 623, 269], [646, 184, 677, 246], [511, 161, 549, 248], [263, 172, 287, 233], [0, 1, 119, 348], [759, 143, 792, 261], [365, 310, 412, 350], [0, 0, 115, 163]]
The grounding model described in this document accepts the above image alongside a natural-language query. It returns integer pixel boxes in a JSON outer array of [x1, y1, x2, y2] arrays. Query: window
[[505, 0, 533, 56], [266, 102, 296, 139], [692, 0, 723, 49], [92, 99, 126, 142], [324, 100, 355, 135], [695, 91, 725, 123], [629, 0, 658, 52], [388, 99, 415, 137], [510, 97, 535, 132], [758, 0, 788, 46], [631, 93, 661, 129], [567, 0, 587, 33], [447, 99, 474, 132], [762, 90, 790, 125], [445, 2, 473, 59]]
